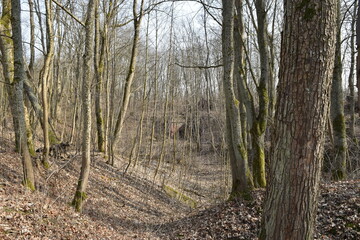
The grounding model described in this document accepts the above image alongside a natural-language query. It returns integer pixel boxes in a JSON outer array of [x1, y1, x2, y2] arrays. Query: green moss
[[42, 160, 50, 169], [49, 130, 59, 145], [332, 114, 346, 134], [253, 143, 266, 188], [228, 187, 253, 201], [23, 179, 35, 191], [71, 191, 87, 212], [163, 185, 197, 208], [332, 169, 346, 181]]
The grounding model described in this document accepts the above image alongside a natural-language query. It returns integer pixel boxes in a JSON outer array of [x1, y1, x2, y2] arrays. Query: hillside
[[0, 129, 359, 239]]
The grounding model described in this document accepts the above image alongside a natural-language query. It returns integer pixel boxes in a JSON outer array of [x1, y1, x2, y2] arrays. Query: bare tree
[[41, 0, 55, 168], [222, 0, 253, 199], [72, 0, 97, 212], [108, 0, 145, 166]]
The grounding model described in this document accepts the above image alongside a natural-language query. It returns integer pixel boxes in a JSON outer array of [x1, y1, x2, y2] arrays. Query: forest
[[0, 0, 359, 239]]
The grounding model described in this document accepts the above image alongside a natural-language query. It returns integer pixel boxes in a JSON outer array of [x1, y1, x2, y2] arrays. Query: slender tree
[[41, 0, 55, 168], [348, 0, 357, 142], [260, 0, 337, 239], [72, 0, 97, 212], [330, 0, 347, 180], [108, 0, 145, 166]]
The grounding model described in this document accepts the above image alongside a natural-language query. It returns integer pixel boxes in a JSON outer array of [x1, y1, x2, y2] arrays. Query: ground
[[0, 132, 359, 239]]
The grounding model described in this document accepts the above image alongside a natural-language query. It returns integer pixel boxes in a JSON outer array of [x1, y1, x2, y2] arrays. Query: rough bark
[[0, 0, 20, 151], [94, 5, 105, 152], [330, 0, 347, 180], [11, 0, 36, 190], [222, 0, 253, 199], [72, 0, 96, 212], [260, 0, 337, 239], [357, 0, 360, 115]]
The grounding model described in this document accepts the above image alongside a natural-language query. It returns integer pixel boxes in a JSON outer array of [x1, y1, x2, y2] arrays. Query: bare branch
[[51, 0, 85, 27]]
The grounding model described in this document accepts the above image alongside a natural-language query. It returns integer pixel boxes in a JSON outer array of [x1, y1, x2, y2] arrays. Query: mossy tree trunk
[[222, 0, 253, 199], [234, 0, 270, 188], [72, 0, 97, 212], [330, 0, 347, 181], [11, 0, 36, 190], [260, 0, 337, 239], [94, 6, 105, 153], [0, 0, 20, 151]]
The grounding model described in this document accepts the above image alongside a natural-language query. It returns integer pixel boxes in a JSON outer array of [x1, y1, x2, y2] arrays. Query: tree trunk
[[357, 0, 360, 115], [222, 0, 253, 199], [94, 6, 105, 152], [72, 0, 97, 212], [109, 0, 145, 165], [260, 0, 337, 239], [348, 0, 357, 143], [41, 0, 55, 168], [330, 0, 347, 180], [11, 0, 36, 190], [251, 0, 271, 188]]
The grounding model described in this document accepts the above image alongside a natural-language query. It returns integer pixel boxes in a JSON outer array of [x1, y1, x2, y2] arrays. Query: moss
[[23, 179, 35, 191], [163, 185, 197, 208], [49, 130, 59, 145], [253, 143, 266, 188], [228, 187, 253, 201], [42, 160, 50, 169], [332, 169, 346, 181], [71, 191, 87, 212], [233, 97, 240, 106], [332, 114, 346, 134], [296, 0, 316, 21]]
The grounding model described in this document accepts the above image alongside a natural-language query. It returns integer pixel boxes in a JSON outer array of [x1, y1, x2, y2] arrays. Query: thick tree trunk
[[72, 0, 97, 212], [260, 0, 337, 239], [222, 0, 253, 199], [357, 0, 360, 117], [330, 0, 347, 180], [11, 0, 36, 190]]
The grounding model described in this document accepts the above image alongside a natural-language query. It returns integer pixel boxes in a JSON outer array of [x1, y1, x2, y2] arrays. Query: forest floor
[[0, 129, 359, 239]]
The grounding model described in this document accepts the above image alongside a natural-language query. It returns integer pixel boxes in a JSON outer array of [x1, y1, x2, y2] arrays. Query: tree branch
[[51, 0, 85, 27]]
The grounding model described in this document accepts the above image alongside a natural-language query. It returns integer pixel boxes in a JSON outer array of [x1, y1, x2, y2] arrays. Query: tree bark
[[222, 0, 253, 199], [94, 5, 105, 152], [357, 0, 360, 117], [330, 0, 347, 180], [72, 0, 97, 212], [260, 0, 337, 239], [41, 0, 55, 168], [11, 0, 36, 190]]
